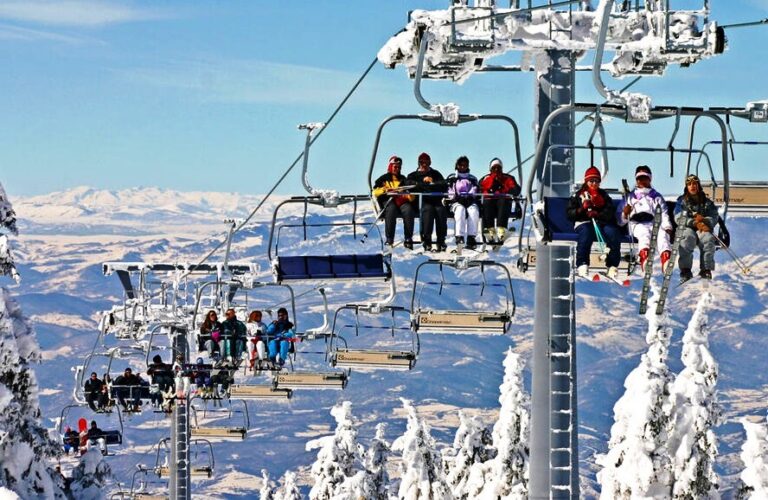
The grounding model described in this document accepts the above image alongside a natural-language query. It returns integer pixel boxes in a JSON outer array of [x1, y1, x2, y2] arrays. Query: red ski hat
[[387, 155, 402, 173], [584, 166, 601, 182], [418, 152, 431, 165]]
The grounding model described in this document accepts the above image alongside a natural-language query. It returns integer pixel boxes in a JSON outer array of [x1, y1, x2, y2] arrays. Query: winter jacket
[[84, 378, 105, 396], [674, 193, 718, 230], [616, 187, 672, 231], [114, 373, 143, 387], [372, 173, 414, 209], [265, 320, 295, 341], [147, 362, 174, 388], [566, 187, 616, 228], [198, 320, 222, 350], [221, 318, 247, 341], [246, 321, 266, 340], [446, 172, 479, 208], [406, 168, 447, 206], [479, 172, 521, 197]]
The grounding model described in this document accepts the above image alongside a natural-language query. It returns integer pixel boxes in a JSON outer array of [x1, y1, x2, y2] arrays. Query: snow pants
[[452, 203, 480, 238], [419, 202, 448, 244], [575, 222, 621, 268], [630, 221, 671, 253], [678, 227, 716, 271], [481, 198, 513, 230], [247, 338, 267, 362], [268, 339, 291, 365], [383, 201, 415, 244]]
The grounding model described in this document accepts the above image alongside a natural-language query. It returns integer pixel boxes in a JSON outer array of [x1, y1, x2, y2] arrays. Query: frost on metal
[[378, 3, 722, 83]]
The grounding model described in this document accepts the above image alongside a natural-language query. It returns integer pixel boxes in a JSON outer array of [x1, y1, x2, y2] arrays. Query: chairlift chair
[[517, 104, 731, 275], [58, 403, 124, 455], [189, 398, 248, 441], [410, 259, 516, 335], [154, 438, 214, 480], [268, 196, 393, 283], [328, 304, 418, 371], [365, 113, 524, 245]]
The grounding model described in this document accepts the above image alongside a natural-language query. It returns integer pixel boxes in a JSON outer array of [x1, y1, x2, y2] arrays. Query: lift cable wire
[[190, 56, 379, 274], [720, 18, 768, 30]]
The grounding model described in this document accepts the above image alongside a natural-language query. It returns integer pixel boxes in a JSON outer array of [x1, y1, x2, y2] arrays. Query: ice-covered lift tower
[[378, 1, 725, 498]]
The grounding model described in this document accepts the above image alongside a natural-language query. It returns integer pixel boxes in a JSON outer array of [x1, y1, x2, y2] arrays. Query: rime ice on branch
[[391, 398, 452, 500], [667, 292, 720, 498], [737, 413, 768, 499]]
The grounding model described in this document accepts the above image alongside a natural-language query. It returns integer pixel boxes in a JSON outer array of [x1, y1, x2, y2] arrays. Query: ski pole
[[360, 196, 393, 244], [592, 219, 608, 259], [711, 231, 751, 274]]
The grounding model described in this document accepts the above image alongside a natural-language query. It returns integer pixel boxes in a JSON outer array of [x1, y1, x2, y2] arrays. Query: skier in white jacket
[[616, 165, 673, 271]]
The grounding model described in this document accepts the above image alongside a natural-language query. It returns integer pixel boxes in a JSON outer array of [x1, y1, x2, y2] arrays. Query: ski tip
[[592, 274, 600, 282], [622, 279, 631, 287]]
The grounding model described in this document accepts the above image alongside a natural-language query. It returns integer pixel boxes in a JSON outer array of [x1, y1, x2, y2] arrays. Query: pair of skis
[[638, 205, 663, 314]]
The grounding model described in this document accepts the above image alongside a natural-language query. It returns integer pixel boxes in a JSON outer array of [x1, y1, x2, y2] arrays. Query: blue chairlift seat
[[542, 196, 634, 244], [276, 254, 390, 282]]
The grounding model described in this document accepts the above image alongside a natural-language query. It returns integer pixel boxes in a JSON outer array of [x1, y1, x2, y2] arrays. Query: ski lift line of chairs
[[189, 397, 249, 441], [328, 304, 418, 371], [409, 259, 515, 335], [154, 437, 214, 480], [517, 103, 731, 273], [58, 404, 124, 454], [689, 139, 768, 214], [267, 195, 392, 283]]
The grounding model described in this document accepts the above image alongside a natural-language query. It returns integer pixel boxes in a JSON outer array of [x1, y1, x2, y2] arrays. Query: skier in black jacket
[[566, 166, 622, 278], [407, 152, 448, 252]]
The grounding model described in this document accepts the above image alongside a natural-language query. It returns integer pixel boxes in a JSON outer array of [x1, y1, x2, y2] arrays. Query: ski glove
[[622, 204, 632, 217], [696, 221, 710, 232], [587, 209, 599, 219], [582, 200, 594, 211]]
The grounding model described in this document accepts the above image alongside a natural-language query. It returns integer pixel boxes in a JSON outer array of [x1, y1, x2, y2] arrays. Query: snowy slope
[[7, 186, 768, 498]]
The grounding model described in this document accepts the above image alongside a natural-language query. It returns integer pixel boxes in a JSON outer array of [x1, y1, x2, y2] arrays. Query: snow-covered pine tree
[[596, 285, 675, 498], [260, 469, 276, 500], [391, 398, 452, 500], [445, 410, 493, 498], [274, 471, 302, 500], [466, 347, 530, 499], [365, 423, 391, 500], [0, 280, 66, 498], [0, 182, 19, 284], [67, 447, 111, 499], [0, 183, 18, 236], [737, 413, 768, 499], [666, 291, 720, 498], [306, 401, 363, 500]]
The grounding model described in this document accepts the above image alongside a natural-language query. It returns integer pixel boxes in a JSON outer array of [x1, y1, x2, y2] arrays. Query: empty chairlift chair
[[189, 398, 248, 441], [329, 304, 418, 371], [268, 196, 392, 283], [155, 438, 214, 480], [410, 260, 516, 335]]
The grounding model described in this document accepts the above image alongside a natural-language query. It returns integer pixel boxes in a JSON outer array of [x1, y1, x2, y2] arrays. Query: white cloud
[[118, 58, 394, 106], [0, 22, 99, 44], [0, 1, 169, 27]]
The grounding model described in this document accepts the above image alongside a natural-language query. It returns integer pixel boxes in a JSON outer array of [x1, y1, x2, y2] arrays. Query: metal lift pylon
[[170, 326, 191, 500], [529, 50, 578, 499]]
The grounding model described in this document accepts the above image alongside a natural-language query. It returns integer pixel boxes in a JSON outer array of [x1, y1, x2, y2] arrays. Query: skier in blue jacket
[[266, 307, 296, 367]]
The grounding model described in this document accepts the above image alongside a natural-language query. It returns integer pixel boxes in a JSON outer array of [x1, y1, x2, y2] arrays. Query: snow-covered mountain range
[[7, 186, 768, 498]]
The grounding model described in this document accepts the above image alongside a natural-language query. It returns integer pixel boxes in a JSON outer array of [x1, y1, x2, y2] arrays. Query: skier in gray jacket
[[674, 174, 719, 282]]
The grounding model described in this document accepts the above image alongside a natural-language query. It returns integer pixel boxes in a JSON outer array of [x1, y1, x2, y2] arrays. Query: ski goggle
[[685, 175, 700, 185]]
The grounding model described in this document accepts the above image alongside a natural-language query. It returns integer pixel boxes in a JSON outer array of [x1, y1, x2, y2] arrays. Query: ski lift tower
[[379, 0, 725, 496]]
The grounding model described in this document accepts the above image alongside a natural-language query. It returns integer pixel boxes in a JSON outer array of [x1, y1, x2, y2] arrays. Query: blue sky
[[1, 1, 767, 197]]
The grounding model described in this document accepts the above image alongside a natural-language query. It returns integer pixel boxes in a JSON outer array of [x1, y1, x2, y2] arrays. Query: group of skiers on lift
[[83, 357, 177, 414], [569, 164, 718, 283], [372, 153, 522, 251], [198, 307, 296, 370]]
